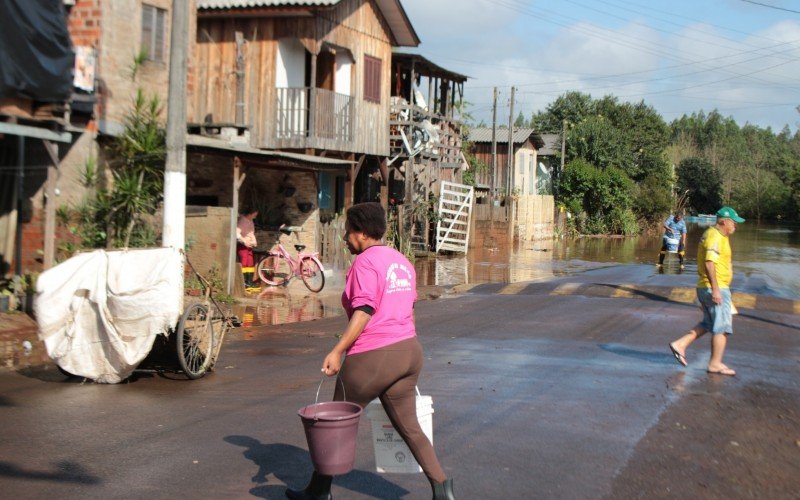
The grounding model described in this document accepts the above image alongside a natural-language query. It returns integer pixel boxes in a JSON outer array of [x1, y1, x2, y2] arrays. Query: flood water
[[233, 221, 799, 330], [416, 221, 800, 299]]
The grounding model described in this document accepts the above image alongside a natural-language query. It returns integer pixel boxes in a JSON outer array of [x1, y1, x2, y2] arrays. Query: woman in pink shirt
[[286, 203, 454, 500]]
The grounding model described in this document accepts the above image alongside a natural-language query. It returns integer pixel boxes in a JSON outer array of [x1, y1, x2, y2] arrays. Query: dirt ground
[[610, 380, 800, 499]]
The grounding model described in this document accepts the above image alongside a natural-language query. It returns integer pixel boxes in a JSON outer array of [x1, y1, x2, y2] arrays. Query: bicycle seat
[[294, 244, 306, 252]]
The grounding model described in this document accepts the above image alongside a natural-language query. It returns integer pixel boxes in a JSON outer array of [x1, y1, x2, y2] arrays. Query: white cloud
[[399, 0, 800, 130]]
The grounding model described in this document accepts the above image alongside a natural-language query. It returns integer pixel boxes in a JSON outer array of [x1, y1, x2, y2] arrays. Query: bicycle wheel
[[300, 257, 325, 292], [257, 254, 291, 286], [176, 302, 215, 379]]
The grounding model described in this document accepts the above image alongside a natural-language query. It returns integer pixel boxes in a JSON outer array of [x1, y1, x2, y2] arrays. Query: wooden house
[[387, 52, 467, 250], [467, 127, 554, 241], [187, 0, 421, 259]]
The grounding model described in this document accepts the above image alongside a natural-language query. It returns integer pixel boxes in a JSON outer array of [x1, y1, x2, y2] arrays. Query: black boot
[[431, 478, 455, 500], [244, 272, 258, 289], [285, 472, 332, 500]]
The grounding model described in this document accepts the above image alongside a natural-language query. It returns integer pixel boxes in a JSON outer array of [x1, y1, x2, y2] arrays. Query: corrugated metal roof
[[392, 52, 468, 82], [197, 0, 340, 8], [374, 0, 419, 47], [196, 0, 419, 47], [538, 133, 561, 156], [467, 127, 540, 145], [186, 134, 354, 169]]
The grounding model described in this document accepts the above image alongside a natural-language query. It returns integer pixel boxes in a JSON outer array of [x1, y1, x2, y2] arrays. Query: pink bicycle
[[256, 225, 326, 292]]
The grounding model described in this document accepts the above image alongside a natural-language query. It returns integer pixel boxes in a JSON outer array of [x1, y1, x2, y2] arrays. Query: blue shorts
[[696, 288, 733, 335]]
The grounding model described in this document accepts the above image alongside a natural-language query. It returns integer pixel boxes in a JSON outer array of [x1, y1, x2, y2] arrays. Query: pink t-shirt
[[342, 245, 417, 355]]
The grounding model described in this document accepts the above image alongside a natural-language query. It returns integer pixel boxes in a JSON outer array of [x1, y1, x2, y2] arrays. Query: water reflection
[[233, 222, 798, 331], [415, 222, 799, 298], [232, 281, 345, 330]]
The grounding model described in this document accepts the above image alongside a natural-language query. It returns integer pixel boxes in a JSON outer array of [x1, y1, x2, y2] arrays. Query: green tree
[[633, 174, 673, 224], [531, 91, 593, 132], [733, 169, 790, 220], [566, 115, 631, 175], [676, 157, 722, 214], [514, 111, 526, 128], [559, 158, 635, 234], [65, 90, 165, 250]]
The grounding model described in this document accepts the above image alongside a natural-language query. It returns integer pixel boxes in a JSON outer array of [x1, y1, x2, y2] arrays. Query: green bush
[[558, 159, 637, 234], [633, 174, 673, 223], [608, 207, 639, 235]]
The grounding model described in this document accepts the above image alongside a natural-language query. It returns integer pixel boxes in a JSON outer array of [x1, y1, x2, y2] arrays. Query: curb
[[457, 280, 800, 316]]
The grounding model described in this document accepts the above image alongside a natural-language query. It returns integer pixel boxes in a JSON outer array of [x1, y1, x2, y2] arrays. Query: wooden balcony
[[266, 87, 355, 151], [389, 99, 463, 168]]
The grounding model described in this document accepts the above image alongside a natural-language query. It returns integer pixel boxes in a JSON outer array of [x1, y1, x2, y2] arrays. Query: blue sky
[[401, 0, 800, 132]]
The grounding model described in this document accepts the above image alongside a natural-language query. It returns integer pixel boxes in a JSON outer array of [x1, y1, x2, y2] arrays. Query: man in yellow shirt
[[669, 206, 745, 376]]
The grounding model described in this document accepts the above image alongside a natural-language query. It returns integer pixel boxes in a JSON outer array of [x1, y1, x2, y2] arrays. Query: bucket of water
[[665, 237, 679, 253], [298, 378, 363, 475]]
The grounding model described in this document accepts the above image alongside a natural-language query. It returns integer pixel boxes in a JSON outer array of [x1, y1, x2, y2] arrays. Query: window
[[528, 154, 535, 195], [141, 4, 166, 62], [363, 55, 381, 103], [318, 172, 333, 209]]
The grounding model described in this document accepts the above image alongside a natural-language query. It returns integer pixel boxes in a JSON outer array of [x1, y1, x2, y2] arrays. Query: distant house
[[536, 133, 560, 196], [467, 127, 554, 241], [467, 127, 543, 199]]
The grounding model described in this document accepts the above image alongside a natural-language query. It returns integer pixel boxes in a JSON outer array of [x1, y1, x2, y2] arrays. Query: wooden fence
[[472, 203, 510, 222], [318, 214, 353, 270], [513, 194, 555, 241]]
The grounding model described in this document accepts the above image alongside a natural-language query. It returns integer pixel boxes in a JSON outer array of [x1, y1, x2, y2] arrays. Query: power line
[[563, 0, 798, 62], [507, 43, 800, 93], [484, 0, 799, 89], [609, 0, 786, 45], [452, 36, 800, 90], [741, 0, 800, 14]]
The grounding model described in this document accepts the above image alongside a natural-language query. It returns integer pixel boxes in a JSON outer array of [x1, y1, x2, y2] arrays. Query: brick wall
[[68, 0, 102, 49], [185, 206, 232, 281], [469, 220, 510, 250], [16, 207, 79, 274]]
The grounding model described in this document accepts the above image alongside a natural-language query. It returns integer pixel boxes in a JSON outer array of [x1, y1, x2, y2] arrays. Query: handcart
[[171, 257, 238, 379], [35, 247, 236, 383]]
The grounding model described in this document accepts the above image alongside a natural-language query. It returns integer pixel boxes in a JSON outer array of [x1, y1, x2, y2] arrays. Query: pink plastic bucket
[[298, 401, 363, 475]]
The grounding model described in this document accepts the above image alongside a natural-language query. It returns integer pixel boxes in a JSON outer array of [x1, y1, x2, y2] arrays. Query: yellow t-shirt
[[696, 226, 733, 288]]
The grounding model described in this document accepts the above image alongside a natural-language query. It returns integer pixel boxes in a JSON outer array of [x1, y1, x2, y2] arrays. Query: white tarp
[[35, 247, 184, 383]]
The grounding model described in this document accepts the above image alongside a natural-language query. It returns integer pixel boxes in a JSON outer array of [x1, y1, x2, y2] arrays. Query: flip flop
[[707, 367, 736, 376], [669, 343, 687, 367]]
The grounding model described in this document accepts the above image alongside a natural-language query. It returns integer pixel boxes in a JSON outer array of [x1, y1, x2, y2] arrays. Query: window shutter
[[364, 55, 381, 103], [154, 8, 165, 62], [141, 5, 154, 59]]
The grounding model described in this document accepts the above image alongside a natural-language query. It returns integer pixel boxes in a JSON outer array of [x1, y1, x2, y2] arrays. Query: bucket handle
[[314, 375, 346, 406]]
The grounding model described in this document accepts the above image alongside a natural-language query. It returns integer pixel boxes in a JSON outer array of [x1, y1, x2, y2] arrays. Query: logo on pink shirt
[[386, 262, 413, 294]]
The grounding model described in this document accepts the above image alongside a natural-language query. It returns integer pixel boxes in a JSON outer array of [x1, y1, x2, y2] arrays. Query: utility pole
[[560, 119, 566, 172], [558, 119, 567, 198], [506, 86, 515, 196], [490, 87, 497, 203], [162, 0, 189, 250]]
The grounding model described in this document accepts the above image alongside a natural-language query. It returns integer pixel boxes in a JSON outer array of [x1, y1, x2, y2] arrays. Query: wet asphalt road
[[1, 265, 798, 499]]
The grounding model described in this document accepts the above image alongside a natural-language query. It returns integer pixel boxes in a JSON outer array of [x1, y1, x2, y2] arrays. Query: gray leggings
[[333, 337, 447, 483]]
